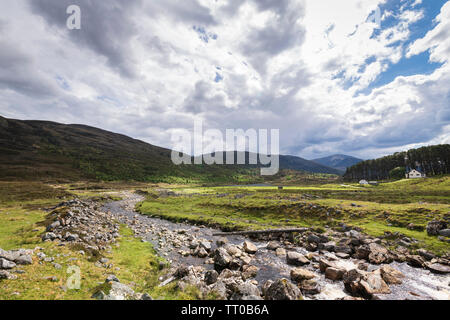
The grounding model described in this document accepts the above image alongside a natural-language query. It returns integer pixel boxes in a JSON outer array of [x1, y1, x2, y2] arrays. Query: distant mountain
[[280, 155, 342, 175], [198, 152, 342, 175], [0, 116, 340, 182], [312, 154, 363, 172]]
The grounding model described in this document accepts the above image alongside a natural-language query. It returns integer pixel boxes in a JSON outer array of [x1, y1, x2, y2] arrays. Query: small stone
[[141, 293, 153, 300], [264, 278, 303, 300], [275, 248, 286, 257], [290, 268, 315, 282], [325, 267, 345, 281], [106, 274, 120, 283], [266, 241, 280, 250], [286, 252, 309, 266], [243, 241, 258, 254], [380, 265, 405, 285], [0, 258, 16, 269], [204, 270, 219, 285]]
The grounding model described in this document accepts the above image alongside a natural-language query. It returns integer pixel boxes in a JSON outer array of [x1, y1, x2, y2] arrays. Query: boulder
[[104, 282, 136, 300], [266, 241, 280, 251], [426, 220, 447, 236], [367, 243, 392, 264], [290, 268, 315, 282], [319, 259, 336, 273], [216, 237, 228, 247], [42, 232, 57, 241], [242, 265, 259, 280], [286, 252, 309, 266], [425, 263, 450, 274], [264, 278, 303, 300], [355, 245, 371, 260], [335, 245, 352, 255], [359, 272, 391, 297], [343, 269, 390, 299], [199, 241, 212, 252], [323, 241, 336, 252], [46, 221, 61, 232], [174, 266, 190, 279], [0, 270, 17, 280], [207, 281, 228, 300], [224, 244, 242, 257], [0, 258, 16, 269], [406, 255, 424, 268], [214, 248, 232, 271], [275, 248, 286, 257], [438, 229, 450, 238], [230, 282, 261, 300], [196, 248, 209, 258], [416, 249, 435, 261], [379, 265, 405, 285], [299, 279, 321, 295], [325, 267, 345, 281], [243, 241, 258, 254], [204, 270, 219, 285], [15, 255, 32, 265]]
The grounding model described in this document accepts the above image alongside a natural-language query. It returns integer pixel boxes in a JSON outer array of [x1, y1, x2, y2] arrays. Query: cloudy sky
[[0, 0, 449, 160]]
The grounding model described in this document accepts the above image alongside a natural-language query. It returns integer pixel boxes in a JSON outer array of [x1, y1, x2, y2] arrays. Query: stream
[[102, 192, 450, 300]]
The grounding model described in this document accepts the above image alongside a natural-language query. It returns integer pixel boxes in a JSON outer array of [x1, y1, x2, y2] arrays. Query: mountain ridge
[[0, 116, 340, 182]]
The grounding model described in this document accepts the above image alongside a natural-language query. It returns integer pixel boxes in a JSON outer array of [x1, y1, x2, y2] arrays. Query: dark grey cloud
[[239, 0, 306, 73], [0, 40, 59, 97], [28, 0, 143, 78]]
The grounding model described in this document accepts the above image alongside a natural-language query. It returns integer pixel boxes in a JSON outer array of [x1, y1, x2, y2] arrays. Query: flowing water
[[102, 193, 450, 300]]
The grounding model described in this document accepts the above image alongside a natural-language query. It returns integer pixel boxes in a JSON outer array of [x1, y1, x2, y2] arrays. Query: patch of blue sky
[[55, 76, 70, 90], [214, 72, 223, 83], [358, 51, 443, 95], [355, 0, 448, 95], [192, 25, 218, 43]]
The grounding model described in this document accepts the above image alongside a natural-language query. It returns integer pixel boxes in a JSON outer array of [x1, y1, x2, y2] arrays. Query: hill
[[0, 116, 340, 182], [312, 154, 363, 172]]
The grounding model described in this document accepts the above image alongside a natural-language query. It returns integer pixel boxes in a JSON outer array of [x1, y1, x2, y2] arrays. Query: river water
[[102, 194, 450, 300]]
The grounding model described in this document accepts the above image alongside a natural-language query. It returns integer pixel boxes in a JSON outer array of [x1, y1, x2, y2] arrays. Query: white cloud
[[0, 0, 448, 161]]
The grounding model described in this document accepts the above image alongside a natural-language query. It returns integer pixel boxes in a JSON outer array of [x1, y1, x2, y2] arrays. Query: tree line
[[344, 144, 450, 181]]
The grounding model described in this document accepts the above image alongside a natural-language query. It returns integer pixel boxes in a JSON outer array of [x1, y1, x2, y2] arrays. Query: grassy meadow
[[0, 175, 449, 299], [138, 176, 450, 256]]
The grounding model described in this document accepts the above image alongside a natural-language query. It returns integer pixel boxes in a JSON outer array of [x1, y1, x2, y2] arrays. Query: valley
[[1, 177, 449, 300]]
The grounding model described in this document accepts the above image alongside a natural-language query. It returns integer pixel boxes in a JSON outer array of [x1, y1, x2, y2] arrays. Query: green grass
[[138, 176, 450, 256], [0, 182, 201, 300]]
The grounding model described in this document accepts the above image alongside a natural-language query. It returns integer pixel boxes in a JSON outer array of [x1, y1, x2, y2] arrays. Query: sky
[[0, 0, 449, 160]]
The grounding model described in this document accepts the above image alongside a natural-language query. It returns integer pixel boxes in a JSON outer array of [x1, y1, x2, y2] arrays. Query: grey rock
[[286, 251, 309, 266], [438, 229, 450, 237], [0, 258, 16, 269], [15, 255, 32, 265], [141, 293, 153, 300], [106, 274, 120, 283], [243, 241, 258, 254], [264, 278, 303, 300], [426, 220, 447, 236], [214, 248, 232, 271], [204, 270, 219, 285], [266, 241, 280, 251], [42, 232, 57, 241]]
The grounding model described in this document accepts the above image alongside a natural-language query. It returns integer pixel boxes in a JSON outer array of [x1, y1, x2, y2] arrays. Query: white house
[[406, 169, 426, 179], [359, 180, 369, 185]]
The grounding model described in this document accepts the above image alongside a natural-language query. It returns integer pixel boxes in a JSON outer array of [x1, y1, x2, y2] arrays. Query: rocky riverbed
[[102, 192, 450, 300]]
